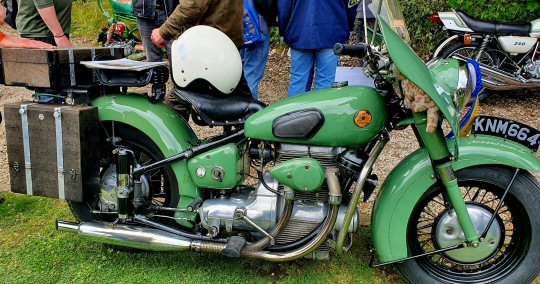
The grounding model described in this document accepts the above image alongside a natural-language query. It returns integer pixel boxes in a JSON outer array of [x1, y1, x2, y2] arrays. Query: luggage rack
[[0, 47, 170, 105]]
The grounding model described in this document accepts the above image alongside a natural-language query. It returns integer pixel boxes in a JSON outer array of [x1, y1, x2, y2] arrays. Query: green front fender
[[371, 134, 540, 263], [92, 94, 201, 227]]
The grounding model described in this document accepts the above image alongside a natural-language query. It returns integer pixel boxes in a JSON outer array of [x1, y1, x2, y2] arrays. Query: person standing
[[240, 0, 271, 101], [355, 0, 376, 44], [279, 0, 357, 97], [0, 7, 54, 48], [16, 0, 72, 46], [150, 0, 250, 118], [1, 0, 18, 29], [133, 0, 178, 62]]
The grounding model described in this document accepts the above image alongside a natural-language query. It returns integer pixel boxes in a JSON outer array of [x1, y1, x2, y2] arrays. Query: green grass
[[71, 0, 108, 41], [71, 0, 139, 44], [0, 192, 400, 283]]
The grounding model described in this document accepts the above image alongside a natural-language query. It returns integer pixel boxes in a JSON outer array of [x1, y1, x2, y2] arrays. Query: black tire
[[68, 124, 179, 222], [440, 42, 500, 103], [397, 166, 540, 284]]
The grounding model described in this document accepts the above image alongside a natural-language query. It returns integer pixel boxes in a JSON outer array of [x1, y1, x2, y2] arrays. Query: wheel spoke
[[471, 188, 482, 202], [408, 176, 527, 278]]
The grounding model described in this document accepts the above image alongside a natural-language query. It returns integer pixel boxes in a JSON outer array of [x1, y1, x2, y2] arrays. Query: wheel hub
[[99, 165, 150, 212], [435, 204, 501, 264]]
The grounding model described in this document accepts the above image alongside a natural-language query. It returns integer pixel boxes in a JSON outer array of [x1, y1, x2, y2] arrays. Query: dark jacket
[[159, 0, 244, 47], [133, 0, 179, 19], [278, 0, 357, 50], [254, 0, 278, 27], [5, 0, 18, 29]]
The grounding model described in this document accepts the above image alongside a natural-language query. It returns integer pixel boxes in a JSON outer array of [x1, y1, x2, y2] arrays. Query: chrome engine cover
[[199, 174, 279, 237], [199, 144, 360, 243]]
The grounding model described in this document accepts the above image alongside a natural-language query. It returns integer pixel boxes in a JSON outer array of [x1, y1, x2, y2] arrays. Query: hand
[[54, 35, 72, 47], [1, 36, 55, 49], [151, 28, 167, 48]]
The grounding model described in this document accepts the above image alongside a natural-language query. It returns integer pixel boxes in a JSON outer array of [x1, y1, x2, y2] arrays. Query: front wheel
[[397, 166, 540, 284]]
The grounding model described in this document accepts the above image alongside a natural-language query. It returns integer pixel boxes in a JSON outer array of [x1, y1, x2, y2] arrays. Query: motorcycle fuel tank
[[245, 86, 387, 147]]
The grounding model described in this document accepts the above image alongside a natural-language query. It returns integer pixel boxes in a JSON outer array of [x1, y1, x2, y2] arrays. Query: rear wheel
[[440, 42, 500, 102], [68, 124, 179, 223], [397, 166, 540, 284]]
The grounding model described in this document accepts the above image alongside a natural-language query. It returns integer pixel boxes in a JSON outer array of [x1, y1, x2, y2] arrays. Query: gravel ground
[[0, 43, 539, 222]]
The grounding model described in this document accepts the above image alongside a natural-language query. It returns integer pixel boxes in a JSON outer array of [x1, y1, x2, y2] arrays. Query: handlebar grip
[[333, 43, 368, 58]]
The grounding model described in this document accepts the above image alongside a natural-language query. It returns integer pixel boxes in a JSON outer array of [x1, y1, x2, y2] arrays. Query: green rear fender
[[92, 94, 201, 227], [371, 134, 540, 263]]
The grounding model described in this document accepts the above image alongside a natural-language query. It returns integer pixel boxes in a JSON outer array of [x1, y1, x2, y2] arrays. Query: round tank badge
[[354, 110, 373, 128]]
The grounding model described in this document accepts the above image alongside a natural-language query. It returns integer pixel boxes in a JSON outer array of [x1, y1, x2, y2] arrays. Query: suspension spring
[[475, 35, 490, 61]]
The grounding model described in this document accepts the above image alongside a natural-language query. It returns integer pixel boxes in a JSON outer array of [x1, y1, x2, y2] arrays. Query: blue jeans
[[240, 36, 270, 100], [137, 9, 172, 62], [288, 48, 338, 97]]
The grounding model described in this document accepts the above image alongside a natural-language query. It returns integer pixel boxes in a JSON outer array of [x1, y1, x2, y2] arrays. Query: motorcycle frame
[[96, 89, 540, 264], [84, 19, 540, 263]]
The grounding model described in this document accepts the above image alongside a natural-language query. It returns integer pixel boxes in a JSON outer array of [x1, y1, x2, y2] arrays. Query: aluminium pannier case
[[0, 47, 125, 89], [4, 102, 100, 202]]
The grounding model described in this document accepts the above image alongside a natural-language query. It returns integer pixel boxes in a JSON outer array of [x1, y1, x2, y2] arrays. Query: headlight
[[455, 60, 483, 109], [455, 65, 472, 109]]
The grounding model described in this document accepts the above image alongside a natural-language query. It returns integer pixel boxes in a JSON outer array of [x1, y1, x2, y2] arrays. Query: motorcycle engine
[[524, 59, 540, 78], [198, 144, 362, 258]]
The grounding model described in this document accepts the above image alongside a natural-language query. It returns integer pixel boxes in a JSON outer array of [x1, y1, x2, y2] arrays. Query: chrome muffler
[[56, 167, 348, 260], [479, 64, 540, 91], [450, 54, 540, 91], [57, 220, 195, 251]]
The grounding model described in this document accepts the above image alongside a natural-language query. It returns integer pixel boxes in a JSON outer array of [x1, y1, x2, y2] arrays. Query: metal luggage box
[[0, 47, 125, 89], [4, 102, 101, 202]]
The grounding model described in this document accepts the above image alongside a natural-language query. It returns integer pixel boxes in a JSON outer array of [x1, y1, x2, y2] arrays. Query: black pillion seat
[[174, 88, 266, 126], [457, 11, 531, 35]]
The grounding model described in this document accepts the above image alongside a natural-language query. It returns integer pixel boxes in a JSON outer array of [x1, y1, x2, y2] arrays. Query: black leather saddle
[[457, 11, 531, 35], [174, 88, 265, 126]]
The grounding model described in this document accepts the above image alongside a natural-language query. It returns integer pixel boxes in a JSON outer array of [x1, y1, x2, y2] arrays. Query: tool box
[[4, 102, 101, 201]]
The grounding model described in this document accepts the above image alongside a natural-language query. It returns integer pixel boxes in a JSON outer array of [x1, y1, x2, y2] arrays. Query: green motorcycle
[[10, 0, 539, 283]]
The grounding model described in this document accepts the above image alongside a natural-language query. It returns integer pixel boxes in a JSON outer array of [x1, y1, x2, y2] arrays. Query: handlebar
[[333, 43, 368, 58]]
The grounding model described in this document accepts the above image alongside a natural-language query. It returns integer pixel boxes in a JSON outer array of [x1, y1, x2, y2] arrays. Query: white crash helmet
[[170, 25, 242, 95]]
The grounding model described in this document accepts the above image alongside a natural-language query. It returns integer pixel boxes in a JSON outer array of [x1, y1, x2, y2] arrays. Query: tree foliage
[[401, 0, 540, 56]]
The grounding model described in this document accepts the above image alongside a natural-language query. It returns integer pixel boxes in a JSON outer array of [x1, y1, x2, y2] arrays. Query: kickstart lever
[[234, 209, 275, 245]]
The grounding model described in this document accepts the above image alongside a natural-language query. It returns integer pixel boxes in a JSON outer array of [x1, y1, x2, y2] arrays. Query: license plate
[[472, 116, 540, 152]]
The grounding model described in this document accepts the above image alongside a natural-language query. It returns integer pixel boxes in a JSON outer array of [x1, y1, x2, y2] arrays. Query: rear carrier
[[0, 47, 125, 89], [4, 103, 100, 201]]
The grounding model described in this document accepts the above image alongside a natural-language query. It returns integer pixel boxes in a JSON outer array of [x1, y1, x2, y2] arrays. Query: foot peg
[[222, 236, 246, 258]]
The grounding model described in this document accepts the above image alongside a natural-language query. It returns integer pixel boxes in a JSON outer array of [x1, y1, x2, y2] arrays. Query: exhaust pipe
[[450, 54, 540, 91], [479, 64, 540, 91], [57, 220, 195, 251], [56, 167, 347, 260]]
